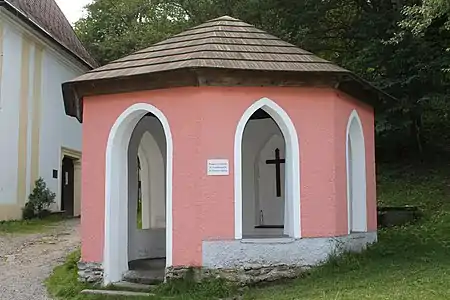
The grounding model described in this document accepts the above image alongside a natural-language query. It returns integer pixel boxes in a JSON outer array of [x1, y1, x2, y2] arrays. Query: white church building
[[0, 0, 95, 221]]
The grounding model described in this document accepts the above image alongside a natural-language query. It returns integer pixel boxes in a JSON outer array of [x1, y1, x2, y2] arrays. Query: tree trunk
[[410, 111, 424, 161]]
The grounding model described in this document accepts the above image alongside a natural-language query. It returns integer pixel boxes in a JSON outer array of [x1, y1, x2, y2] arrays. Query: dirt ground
[[0, 218, 80, 300]]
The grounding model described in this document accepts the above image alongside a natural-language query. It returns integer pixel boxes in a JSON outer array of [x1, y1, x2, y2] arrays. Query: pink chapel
[[62, 16, 388, 285]]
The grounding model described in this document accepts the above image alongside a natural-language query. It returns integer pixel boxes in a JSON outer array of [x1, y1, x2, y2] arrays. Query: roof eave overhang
[[63, 68, 395, 123], [0, 0, 95, 69]]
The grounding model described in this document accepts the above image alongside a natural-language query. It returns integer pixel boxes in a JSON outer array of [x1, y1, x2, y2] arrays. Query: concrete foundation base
[[79, 232, 377, 285]]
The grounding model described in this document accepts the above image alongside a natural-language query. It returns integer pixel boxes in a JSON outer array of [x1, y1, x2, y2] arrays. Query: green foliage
[[45, 250, 92, 300], [75, 0, 193, 65], [155, 269, 237, 299], [75, 0, 450, 162], [400, 0, 450, 35], [21, 202, 36, 220], [23, 177, 56, 220]]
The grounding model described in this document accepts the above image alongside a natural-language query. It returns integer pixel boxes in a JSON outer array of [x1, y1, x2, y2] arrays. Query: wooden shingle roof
[[63, 16, 393, 122], [71, 16, 346, 81], [1, 0, 96, 68]]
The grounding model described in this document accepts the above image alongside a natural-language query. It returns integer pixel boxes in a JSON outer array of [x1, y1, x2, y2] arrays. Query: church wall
[[81, 86, 352, 266], [333, 92, 377, 234], [0, 11, 88, 220], [0, 21, 41, 218], [40, 45, 84, 213], [0, 21, 23, 219]]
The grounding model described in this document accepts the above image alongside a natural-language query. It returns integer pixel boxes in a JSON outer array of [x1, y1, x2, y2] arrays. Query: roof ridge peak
[[211, 15, 241, 22]]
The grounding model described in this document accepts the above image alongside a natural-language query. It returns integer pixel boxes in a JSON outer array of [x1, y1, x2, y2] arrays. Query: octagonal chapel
[[63, 16, 389, 285]]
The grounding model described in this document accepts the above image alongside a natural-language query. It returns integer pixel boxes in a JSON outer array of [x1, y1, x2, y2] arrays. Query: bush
[[22, 178, 56, 220], [22, 202, 36, 220]]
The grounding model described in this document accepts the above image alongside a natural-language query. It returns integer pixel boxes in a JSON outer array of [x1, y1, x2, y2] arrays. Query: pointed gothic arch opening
[[104, 103, 173, 285], [346, 110, 367, 233], [234, 98, 301, 239]]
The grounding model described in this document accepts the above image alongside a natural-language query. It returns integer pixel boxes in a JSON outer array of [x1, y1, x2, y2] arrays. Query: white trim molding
[[104, 103, 173, 285], [345, 110, 367, 234], [234, 97, 301, 239]]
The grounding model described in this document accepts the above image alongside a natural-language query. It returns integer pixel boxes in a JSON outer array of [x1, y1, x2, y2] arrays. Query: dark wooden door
[[61, 156, 74, 216]]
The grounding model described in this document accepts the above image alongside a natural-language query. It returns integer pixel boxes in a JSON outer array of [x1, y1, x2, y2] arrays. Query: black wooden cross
[[265, 148, 285, 197]]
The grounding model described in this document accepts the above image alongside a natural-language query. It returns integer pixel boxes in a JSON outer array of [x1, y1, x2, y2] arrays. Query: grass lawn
[[47, 163, 450, 299], [0, 214, 64, 234]]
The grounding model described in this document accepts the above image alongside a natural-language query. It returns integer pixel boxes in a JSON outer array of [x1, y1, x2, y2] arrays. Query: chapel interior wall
[[127, 115, 166, 261], [242, 117, 286, 237]]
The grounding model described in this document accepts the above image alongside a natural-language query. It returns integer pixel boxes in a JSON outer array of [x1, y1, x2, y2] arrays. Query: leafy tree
[[75, 0, 450, 161], [75, 0, 193, 65], [400, 0, 450, 35]]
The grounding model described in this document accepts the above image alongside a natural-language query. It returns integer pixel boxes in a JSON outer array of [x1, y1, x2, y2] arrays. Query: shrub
[[22, 177, 56, 220], [22, 202, 36, 220]]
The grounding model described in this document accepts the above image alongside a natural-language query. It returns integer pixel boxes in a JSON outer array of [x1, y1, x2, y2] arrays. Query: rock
[[5, 255, 15, 263], [80, 289, 155, 297], [77, 261, 104, 284], [166, 264, 304, 285]]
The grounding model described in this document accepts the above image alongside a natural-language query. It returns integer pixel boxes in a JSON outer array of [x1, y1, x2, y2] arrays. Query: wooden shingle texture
[[3, 0, 96, 67], [70, 16, 348, 82], [63, 16, 393, 122]]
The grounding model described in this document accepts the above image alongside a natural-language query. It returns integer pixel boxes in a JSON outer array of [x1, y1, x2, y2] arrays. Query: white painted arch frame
[[234, 97, 301, 239], [104, 103, 173, 285], [346, 110, 367, 234]]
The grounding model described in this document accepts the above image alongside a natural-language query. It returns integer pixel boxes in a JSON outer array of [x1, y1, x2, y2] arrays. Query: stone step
[[112, 281, 157, 291], [123, 269, 165, 285], [129, 258, 166, 270], [81, 289, 155, 297]]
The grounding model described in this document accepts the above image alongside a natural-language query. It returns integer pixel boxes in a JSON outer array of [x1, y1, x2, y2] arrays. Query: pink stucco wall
[[80, 86, 376, 266]]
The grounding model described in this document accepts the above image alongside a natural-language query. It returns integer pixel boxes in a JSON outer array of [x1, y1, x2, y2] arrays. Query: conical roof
[[63, 16, 393, 122], [70, 16, 346, 81], [3, 0, 96, 68]]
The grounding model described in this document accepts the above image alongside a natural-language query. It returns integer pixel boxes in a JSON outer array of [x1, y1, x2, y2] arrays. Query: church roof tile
[[1, 0, 96, 68]]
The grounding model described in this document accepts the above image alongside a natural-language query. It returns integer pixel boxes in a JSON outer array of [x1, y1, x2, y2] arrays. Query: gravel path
[[0, 218, 80, 300]]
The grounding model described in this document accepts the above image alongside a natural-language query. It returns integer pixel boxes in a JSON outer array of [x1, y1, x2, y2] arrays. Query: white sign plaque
[[207, 159, 229, 176]]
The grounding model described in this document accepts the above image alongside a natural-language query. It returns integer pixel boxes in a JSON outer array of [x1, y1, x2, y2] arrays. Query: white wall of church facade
[[0, 11, 88, 220], [40, 44, 85, 213], [0, 20, 22, 209]]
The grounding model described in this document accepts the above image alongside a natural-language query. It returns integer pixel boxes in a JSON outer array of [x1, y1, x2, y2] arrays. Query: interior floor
[[128, 258, 166, 270]]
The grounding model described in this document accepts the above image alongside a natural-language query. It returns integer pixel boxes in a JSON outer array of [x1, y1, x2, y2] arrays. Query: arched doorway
[[234, 98, 301, 239], [104, 103, 173, 284], [346, 110, 367, 233], [128, 117, 166, 266]]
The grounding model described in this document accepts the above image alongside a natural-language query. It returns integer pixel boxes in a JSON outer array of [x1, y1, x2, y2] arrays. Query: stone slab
[[202, 232, 378, 269], [123, 269, 165, 285], [81, 289, 155, 297], [112, 281, 157, 291]]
